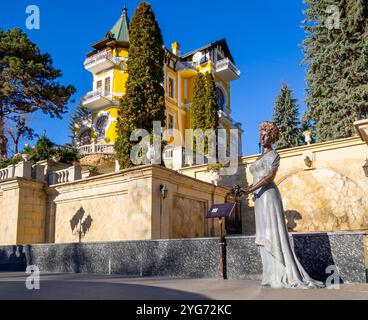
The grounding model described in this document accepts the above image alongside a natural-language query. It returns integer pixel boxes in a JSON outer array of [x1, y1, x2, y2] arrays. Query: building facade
[[74, 7, 242, 167]]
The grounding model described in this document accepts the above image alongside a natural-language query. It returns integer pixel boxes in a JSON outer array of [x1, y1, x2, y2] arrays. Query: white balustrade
[[216, 58, 241, 76], [0, 161, 32, 182], [81, 89, 110, 103], [0, 165, 15, 180], [77, 143, 115, 155], [48, 164, 82, 186]]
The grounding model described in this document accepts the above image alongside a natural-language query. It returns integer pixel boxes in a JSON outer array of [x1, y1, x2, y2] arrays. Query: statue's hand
[[231, 184, 240, 193]]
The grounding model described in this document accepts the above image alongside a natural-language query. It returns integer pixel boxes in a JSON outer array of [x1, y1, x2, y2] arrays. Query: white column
[[178, 74, 182, 108], [184, 79, 188, 100]]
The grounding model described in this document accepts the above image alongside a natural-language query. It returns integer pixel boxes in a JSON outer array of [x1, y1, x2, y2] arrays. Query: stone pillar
[[0, 179, 47, 245], [33, 164, 46, 183], [48, 171, 58, 186], [14, 161, 32, 179], [68, 164, 82, 182]]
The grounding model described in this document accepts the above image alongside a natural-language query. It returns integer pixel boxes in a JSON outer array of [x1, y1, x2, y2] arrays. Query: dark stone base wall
[[0, 232, 366, 284], [226, 232, 367, 284]]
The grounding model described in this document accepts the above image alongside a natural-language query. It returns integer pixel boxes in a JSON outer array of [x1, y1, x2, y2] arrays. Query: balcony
[[215, 58, 241, 82], [84, 50, 117, 74], [81, 90, 115, 111]]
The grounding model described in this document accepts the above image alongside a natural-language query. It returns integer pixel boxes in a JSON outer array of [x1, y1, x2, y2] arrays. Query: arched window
[[95, 114, 110, 141], [216, 86, 226, 111]]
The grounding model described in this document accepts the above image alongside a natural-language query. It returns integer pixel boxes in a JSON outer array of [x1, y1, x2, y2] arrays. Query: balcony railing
[[215, 58, 241, 81], [81, 89, 113, 110], [78, 143, 116, 155], [84, 50, 113, 66], [84, 50, 117, 73], [81, 89, 109, 101]]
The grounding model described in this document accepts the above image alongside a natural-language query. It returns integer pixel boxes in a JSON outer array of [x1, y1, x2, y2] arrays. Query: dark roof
[[180, 39, 235, 64]]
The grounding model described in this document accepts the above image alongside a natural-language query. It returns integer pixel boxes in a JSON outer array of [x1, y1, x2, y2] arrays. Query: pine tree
[[272, 83, 301, 150], [0, 28, 76, 158], [7, 116, 36, 154], [303, 0, 368, 142], [115, 2, 165, 168], [68, 105, 92, 139]]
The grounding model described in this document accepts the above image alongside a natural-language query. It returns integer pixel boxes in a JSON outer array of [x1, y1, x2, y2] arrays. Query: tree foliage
[[115, 2, 165, 168], [24, 136, 80, 164], [204, 73, 219, 132], [272, 83, 301, 150], [190, 73, 207, 132], [68, 105, 92, 140], [190, 72, 220, 156], [303, 0, 368, 142], [0, 28, 76, 157], [7, 116, 36, 154]]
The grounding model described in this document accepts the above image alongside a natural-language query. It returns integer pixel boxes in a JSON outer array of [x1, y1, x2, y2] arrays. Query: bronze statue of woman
[[238, 122, 324, 289]]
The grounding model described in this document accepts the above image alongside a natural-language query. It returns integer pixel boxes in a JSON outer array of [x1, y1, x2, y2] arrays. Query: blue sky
[[1, 0, 307, 156]]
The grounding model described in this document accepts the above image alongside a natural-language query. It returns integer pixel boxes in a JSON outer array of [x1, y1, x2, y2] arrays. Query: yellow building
[[75, 6, 242, 165]]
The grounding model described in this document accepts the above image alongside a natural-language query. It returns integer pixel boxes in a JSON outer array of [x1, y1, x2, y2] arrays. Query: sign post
[[206, 203, 236, 280]]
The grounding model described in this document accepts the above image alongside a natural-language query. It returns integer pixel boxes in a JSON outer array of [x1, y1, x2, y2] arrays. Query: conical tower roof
[[110, 6, 129, 42]]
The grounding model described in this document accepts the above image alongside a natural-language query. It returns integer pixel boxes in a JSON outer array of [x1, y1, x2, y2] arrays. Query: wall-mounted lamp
[[160, 184, 168, 199], [304, 156, 313, 168], [363, 159, 368, 177]]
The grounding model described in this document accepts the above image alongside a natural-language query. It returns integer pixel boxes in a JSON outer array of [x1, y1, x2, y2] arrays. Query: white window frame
[[167, 112, 176, 131], [215, 82, 229, 114], [94, 70, 114, 96]]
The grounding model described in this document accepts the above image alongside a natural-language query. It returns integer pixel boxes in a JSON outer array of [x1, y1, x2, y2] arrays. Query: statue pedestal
[[354, 119, 368, 145]]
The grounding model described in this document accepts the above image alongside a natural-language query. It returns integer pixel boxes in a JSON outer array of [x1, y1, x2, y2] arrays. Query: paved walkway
[[0, 272, 368, 300]]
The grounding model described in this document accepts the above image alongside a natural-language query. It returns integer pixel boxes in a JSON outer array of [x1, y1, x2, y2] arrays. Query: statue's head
[[260, 121, 280, 148]]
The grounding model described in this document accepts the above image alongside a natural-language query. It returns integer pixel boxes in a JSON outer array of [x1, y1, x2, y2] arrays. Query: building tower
[[79, 6, 130, 147], [75, 6, 243, 169]]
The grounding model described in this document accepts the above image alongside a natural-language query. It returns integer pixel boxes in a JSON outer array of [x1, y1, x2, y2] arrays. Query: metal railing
[[84, 50, 114, 67], [81, 89, 110, 103]]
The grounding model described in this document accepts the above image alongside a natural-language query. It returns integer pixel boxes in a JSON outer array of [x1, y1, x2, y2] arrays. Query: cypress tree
[[272, 83, 301, 150], [303, 0, 368, 142], [204, 73, 219, 131], [190, 73, 207, 131], [204, 73, 219, 157], [115, 2, 165, 168], [190, 73, 207, 155]]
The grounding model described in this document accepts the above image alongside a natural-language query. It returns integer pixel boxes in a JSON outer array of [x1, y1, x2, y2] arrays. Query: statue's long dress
[[249, 150, 324, 289]]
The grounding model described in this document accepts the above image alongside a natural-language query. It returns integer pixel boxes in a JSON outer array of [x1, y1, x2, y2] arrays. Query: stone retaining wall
[[0, 232, 366, 284]]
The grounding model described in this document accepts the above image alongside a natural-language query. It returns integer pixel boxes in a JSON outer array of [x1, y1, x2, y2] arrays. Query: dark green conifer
[[115, 2, 165, 168]]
